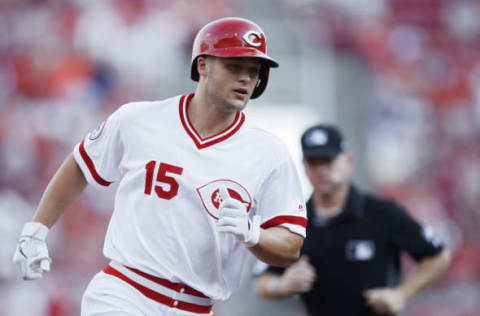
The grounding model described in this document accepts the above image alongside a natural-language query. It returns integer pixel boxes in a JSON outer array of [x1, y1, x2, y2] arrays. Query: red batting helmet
[[190, 17, 279, 99]]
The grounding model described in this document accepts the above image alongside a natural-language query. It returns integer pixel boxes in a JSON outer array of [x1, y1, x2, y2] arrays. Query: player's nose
[[237, 69, 254, 84]]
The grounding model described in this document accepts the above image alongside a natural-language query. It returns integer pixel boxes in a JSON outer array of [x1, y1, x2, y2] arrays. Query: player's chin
[[226, 97, 248, 112]]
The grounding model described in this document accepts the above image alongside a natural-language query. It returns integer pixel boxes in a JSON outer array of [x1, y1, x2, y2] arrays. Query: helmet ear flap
[[251, 67, 269, 99], [191, 58, 199, 81]]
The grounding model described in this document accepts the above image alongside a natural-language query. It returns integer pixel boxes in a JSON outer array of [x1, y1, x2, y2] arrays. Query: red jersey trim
[[103, 265, 213, 314], [179, 94, 245, 149], [261, 215, 307, 229], [79, 140, 112, 186], [125, 265, 209, 298]]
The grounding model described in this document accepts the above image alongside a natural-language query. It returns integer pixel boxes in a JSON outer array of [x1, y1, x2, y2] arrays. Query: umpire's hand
[[276, 255, 317, 295], [364, 287, 406, 315]]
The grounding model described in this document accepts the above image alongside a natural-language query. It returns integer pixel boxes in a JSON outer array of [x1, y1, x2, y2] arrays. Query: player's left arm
[[250, 226, 303, 267], [216, 150, 306, 267], [216, 188, 303, 267]]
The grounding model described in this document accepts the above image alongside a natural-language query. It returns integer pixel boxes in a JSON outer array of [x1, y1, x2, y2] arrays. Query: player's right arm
[[14, 105, 125, 280], [32, 153, 88, 227], [12, 153, 88, 280]]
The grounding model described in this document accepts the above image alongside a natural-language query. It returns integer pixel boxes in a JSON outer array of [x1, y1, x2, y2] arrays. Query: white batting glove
[[12, 222, 52, 280], [216, 187, 261, 247]]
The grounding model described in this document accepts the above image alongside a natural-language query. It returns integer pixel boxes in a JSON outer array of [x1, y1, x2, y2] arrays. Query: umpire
[[254, 124, 451, 315]]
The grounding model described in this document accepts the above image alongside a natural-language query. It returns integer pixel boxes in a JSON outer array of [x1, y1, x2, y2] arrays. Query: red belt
[[103, 263, 213, 314]]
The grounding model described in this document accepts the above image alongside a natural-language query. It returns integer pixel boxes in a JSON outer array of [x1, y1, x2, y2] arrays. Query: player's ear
[[197, 56, 209, 78]]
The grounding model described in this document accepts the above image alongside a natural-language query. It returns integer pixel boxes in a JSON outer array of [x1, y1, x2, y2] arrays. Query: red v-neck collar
[[179, 94, 245, 149]]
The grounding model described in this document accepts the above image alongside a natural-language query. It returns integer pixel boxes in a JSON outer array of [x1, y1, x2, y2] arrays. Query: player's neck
[[188, 94, 237, 138]]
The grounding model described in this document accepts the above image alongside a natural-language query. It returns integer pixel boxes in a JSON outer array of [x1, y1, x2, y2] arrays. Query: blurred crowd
[[1, 0, 479, 315], [317, 0, 480, 314]]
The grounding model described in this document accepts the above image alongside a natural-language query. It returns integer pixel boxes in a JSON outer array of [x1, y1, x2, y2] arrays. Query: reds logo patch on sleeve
[[196, 179, 252, 220], [89, 120, 106, 140]]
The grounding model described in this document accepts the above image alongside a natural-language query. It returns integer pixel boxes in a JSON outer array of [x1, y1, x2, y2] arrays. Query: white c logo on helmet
[[242, 31, 262, 47]]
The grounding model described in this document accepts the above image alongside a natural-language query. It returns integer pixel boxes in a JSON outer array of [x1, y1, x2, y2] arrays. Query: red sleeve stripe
[[79, 139, 112, 186], [261, 215, 307, 229]]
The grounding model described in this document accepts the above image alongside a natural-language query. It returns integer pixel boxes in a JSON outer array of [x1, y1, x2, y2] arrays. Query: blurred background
[[1, 0, 479, 315]]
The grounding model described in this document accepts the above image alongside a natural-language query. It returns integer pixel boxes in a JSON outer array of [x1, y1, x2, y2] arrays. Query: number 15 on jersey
[[144, 161, 183, 200]]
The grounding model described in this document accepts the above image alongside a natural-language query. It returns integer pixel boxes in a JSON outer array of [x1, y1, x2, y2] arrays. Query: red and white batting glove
[[12, 222, 52, 280], [216, 187, 261, 247]]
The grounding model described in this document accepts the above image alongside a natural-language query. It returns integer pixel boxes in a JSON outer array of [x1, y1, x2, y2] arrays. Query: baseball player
[[12, 17, 307, 315]]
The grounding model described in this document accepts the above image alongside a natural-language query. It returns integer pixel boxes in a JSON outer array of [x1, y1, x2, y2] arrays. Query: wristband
[[21, 222, 49, 240], [245, 215, 261, 247]]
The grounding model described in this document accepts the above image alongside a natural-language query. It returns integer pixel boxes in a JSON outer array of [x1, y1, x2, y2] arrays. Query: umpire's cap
[[301, 124, 345, 159]]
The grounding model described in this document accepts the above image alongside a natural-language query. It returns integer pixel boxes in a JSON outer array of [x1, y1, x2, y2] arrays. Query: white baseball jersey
[[73, 93, 307, 301]]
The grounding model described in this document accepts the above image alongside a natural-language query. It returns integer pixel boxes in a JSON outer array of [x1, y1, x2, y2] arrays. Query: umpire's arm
[[365, 202, 452, 314], [385, 202, 452, 303], [393, 248, 450, 301]]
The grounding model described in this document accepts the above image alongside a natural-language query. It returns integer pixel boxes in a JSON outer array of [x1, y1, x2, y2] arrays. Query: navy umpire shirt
[[267, 185, 444, 316]]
